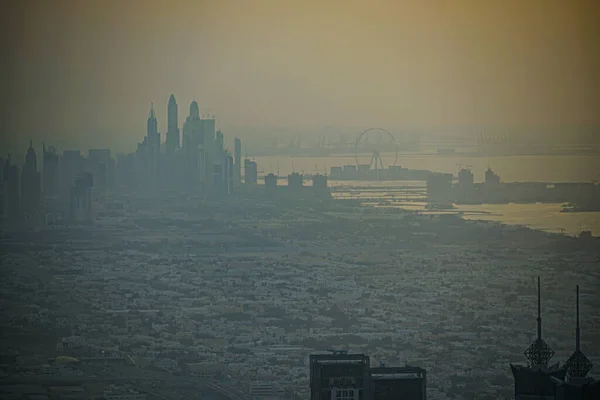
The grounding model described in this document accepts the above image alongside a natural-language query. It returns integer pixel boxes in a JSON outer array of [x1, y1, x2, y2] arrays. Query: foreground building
[[552, 286, 599, 399], [510, 277, 567, 399], [510, 279, 598, 399], [310, 351, 427, 400]]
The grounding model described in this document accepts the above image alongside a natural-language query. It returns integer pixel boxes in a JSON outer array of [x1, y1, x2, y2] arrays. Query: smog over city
[[1, 1, 599, 399]]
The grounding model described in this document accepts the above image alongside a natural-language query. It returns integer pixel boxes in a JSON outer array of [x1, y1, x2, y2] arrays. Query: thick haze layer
[[2, 0, 599, 152]]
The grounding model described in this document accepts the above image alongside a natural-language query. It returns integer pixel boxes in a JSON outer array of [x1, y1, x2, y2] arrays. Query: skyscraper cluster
[[1, 141, 41, 224], [1, 144, 106, 225], [133, 95, 241, 195]]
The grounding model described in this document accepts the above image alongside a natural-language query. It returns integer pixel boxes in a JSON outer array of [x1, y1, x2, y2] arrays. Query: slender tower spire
[[564, 285, 593, 379], [537, 276, 542, 340], [524, 277, 555, 368], [166, 94, 179, 152], [576, 285, 580, 351]]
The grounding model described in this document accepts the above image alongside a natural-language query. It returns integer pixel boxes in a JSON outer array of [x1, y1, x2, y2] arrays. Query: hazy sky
[[2, 0, 599, 152]]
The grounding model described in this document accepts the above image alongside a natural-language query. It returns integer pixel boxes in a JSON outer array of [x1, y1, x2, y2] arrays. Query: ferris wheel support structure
[[354, 128, 399, 180]]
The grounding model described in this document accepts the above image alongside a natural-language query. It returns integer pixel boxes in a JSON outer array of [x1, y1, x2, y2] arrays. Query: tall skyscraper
[[146, 103, 161, 190], [59, 150, 84, 194], [42, 143, 59, 197], [183, 100, 203, 188], [2, 156, 20, 221], [216, 130, 224, 159], [87, 149, 114, 189], [134, 137, 149, 191], [201, 116, 216, 187], [244, 159, 258, 184], [166, 94, 179, 153], [224, 152, 234, 195], [115, 153, 135, 190], [21, 141, 41, 215], [234, 138, 242, 183], [70, 172, 93, 222]]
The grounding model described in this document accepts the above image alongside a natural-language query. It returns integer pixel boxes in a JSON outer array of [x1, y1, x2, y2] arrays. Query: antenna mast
[[576, 285, 580, 351], [564, 285, 593, 378], [524, 276, 555, 367], [537, 276, 542, 340]]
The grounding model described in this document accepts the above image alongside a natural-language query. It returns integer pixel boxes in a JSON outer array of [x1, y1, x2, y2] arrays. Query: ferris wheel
[[354, 128, 399, 178]]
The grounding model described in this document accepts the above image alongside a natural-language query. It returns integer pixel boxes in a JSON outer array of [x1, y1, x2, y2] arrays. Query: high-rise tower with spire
[[564, 286, 593, 382], [147, 103, 159, 147], [146, 103, 161, 190], [550, 285, 600, 399], [166, 94, 179, 152], [182, 100, 205, 189], [510, 277, 567, 399], [524, 276, 555, 368], [21, 140, 41, 215]]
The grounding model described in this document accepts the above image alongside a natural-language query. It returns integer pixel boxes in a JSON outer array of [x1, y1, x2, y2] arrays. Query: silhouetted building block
[[224, 153, 234, 195], [234, 138, 242, 182], [183, 100, 203, 187], [265, 173, 277, 191], [312, 174, 328, 191], [69, 172, 94, 222], [427, 173, 453, 205], [288, 172, 303, 191], [2, 158, 20, 221], [201, 117, 216, 187], [213, 164, 223, 187], [1, 157, 20, 221], [511, 363, 565, 399], [370, 366, 427, 400], [485, 168, 500, 185], [42, 143, 59, 197], [553, 378, 600, 400], [343, 165, 357, 174], [88, 149, 114, 188], [244, 159, 258, 184], [310, 353, 370, 400], [116, 153, 135, 190], [21, 141, 41, 215], [59, 150, 84, 194]]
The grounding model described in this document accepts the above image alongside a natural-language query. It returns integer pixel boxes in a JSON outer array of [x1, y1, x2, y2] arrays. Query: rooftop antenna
[[524, 276, 555, 368], [564, 285, 593, 379], [277, 161, 280, 177], [292, 160, 295, 173]]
